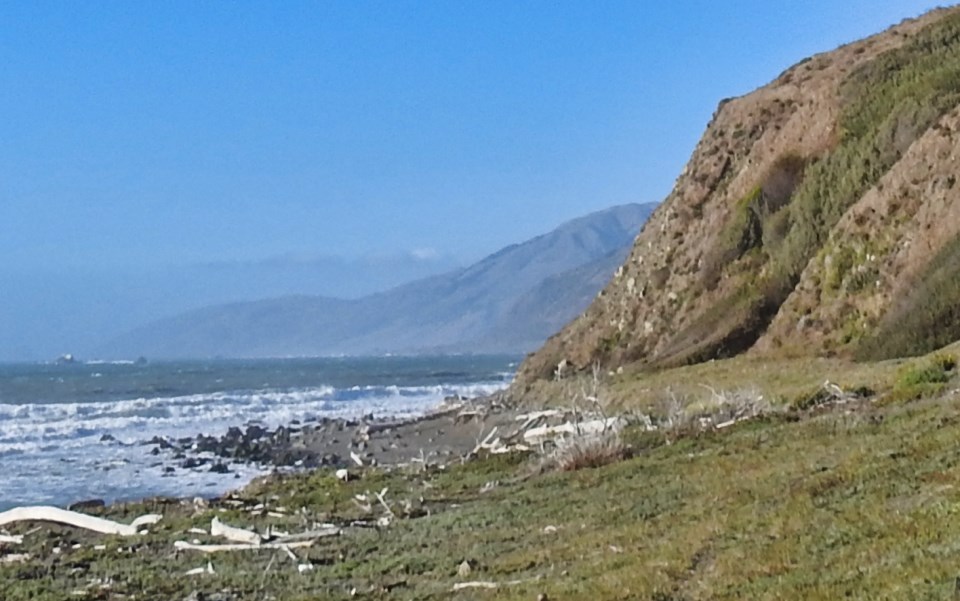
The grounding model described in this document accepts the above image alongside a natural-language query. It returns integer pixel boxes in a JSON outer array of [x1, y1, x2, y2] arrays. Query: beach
[[0, 356, 514, 510]]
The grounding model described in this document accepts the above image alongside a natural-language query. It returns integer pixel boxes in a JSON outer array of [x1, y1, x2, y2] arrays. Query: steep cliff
[[516, 7, 960, 389]]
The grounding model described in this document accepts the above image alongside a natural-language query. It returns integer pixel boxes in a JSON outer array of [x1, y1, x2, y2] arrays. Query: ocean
[[0, 355, 515, 511]]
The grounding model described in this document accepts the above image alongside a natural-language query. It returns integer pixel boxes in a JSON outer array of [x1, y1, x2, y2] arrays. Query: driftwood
[[278, 545, 298, 562], [715, 417, 750, 430], [452, 575, 542, 591], [470, 426, 499, 456], [453, 581, 499, 591], [514, 410, 563, 424], [272, 527, 341, 544], [0, 506, 161, 537], [374, 488, 396, 520], [352, 496, 373, 513], [174, 540, 315, 553], [211, 517, 261, 545], [523, 418, 622, 444], [0, 534, 24, 544], [0, 553, 30, 564], [491, 443, 529, 455], [176, 518, 340, 554], [184, 561, 215, 576]]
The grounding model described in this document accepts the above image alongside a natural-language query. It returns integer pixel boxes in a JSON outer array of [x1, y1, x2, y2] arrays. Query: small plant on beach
[[536, 429, 630, 473], [659, 386, 770, 435], [533, 363, 633, 472], [789, 382, 875, 411], [882, 353, 958, 404], [896, 353, 957, 387]]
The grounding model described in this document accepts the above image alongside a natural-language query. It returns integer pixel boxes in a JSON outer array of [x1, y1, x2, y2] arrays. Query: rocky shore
[[4, 351, 956, 600], [142, 392, 521, 480]]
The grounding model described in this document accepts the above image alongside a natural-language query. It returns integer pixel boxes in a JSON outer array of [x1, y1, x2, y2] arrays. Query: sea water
[[0, 356, 514, 510]]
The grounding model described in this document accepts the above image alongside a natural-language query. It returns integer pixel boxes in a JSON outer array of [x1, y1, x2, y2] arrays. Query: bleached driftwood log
[[184, 561, 215, 576], [374, 488, 395, 519], [272, 526, 341, 544], [211, 517, 261, 545], [523, 418, 623, 444], [0, 506, 161, 537], [174, 540, 315, 553], [490, 443, 529, 455], [514, 410, 563, 422], [0, 534, 24, 544], [176, 522, 340, 554], [453, 581, 499, 591], [452, 575, 542, 591], [0, 553, 31, 564], [470, 426, 499, 455]]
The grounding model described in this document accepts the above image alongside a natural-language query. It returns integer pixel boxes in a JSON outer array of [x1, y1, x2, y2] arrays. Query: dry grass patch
[[536, 429, 631, 473]]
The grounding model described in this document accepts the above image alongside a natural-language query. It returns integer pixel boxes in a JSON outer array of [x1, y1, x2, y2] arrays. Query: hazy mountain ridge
[[101, 203, 656, 358], [0, 251, 462, 362], [515, 7, 960, 389]]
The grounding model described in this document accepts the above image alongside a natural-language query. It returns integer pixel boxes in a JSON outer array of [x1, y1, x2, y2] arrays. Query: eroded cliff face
[[758, 105, 960, 358], [515, 7, 960, 390]]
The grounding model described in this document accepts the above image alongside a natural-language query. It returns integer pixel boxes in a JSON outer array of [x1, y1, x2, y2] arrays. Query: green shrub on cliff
[[774, 12, 960, 286], [695, 13, 960, 363], [860, 235, 960, 360]]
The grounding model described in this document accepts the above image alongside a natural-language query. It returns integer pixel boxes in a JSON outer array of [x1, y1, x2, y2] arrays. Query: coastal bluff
[[515, 6, 960, 391]]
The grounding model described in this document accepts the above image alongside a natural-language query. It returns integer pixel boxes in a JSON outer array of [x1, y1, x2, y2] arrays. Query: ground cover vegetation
[[4, 346, 960, 600]]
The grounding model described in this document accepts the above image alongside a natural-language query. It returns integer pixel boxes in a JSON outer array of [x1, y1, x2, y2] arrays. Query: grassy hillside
[[5, 348, 960, 600]]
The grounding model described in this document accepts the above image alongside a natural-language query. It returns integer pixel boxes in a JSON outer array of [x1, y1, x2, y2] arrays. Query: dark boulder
[[209, 462, 231, 474], [182, 457, 208, 469], [68, 499, 105, 512], [244, 425, 267, 442]]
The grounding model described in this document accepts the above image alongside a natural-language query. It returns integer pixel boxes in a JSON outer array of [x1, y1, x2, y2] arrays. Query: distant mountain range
[[100, 203, 656, 359]]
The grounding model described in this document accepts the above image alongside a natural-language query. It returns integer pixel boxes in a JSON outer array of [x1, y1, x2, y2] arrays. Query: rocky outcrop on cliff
[[516, 7, 960, 389]]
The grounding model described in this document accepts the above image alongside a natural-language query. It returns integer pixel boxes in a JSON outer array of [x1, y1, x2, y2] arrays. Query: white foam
[[0, 379, 507, 509], [84, 360, 136, 365]]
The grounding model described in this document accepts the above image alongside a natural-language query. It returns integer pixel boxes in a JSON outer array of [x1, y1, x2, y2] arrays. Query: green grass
[[896, 354, 957, 388], [775, 12, 960, 285], [3, 341, 960, 600], [878, 353, 959, 404], [860, 236, 960, 360], [8, 381, 960, 600]]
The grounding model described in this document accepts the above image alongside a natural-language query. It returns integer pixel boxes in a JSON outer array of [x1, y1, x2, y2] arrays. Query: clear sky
[[0, 0, 942, 271]]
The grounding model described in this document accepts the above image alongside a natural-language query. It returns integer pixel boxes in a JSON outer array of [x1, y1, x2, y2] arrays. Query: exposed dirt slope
[[515, 7, 960, 391], [757, 106, 960, 357]]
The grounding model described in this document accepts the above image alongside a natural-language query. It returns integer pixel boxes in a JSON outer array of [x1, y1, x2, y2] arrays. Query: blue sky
[[0, 0, 941, 271]]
